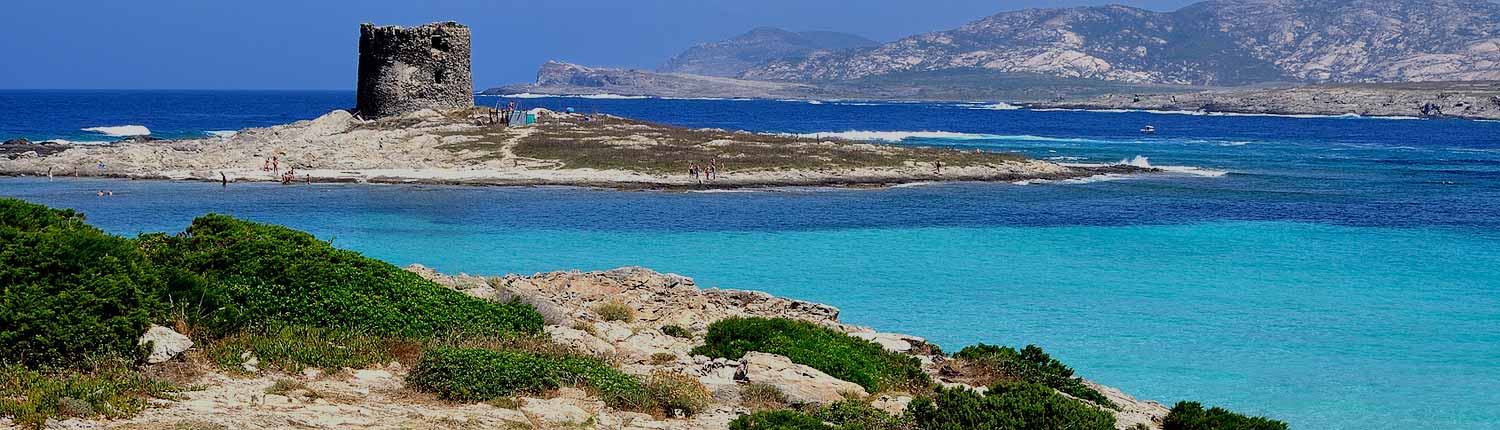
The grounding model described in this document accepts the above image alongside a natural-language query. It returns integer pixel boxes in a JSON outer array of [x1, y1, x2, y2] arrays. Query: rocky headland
[[25, 266, 1167, 430], [0, 108, 1147, 190], [1033, 81, 1500, 120]]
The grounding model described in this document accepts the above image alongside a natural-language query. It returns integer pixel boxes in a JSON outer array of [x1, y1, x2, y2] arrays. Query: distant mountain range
[[743, 0, 1500, 85], [658, 27, 878, 77], [493, 0, 1500, 101]]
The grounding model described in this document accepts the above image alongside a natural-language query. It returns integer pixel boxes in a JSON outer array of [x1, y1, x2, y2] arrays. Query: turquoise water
[[4, 92, 1500, 429], [5, 179, 1497, 430]]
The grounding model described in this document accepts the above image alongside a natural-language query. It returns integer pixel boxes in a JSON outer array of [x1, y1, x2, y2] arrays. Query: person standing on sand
[[690, 164, 700, 184], [272, 155, 279, 173]]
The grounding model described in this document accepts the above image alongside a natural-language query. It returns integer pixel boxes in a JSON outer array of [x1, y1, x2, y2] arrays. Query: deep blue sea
[[4, 90, 1500, 430]]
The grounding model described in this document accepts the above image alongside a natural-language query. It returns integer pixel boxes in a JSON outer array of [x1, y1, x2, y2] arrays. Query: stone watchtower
[[355, 22, 474, 118]]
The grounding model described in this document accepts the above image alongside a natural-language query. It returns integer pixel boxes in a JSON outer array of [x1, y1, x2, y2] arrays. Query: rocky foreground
[[0, 108, 1139, 190], [29, 266, 1166, 430], [1034, 82, 1500, 120]]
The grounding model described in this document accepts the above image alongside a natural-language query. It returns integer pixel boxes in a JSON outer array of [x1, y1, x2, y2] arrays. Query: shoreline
[[1031, 82, 1500, 121], [1, 108, 1159, 192], [0, 164, 1151, 191]]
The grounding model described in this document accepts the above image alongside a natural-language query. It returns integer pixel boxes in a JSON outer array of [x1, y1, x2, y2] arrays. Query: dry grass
[[593, 300, 635, 323], [739, 383, 789, 411], [430, 114, 1026, 175]]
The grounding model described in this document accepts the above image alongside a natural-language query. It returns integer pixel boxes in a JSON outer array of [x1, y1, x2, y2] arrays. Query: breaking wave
[[205, 130, 238, 138], [82, 125, 150, 137], [968, 102, 1023, 110], [1115, 156, 1228, 177]]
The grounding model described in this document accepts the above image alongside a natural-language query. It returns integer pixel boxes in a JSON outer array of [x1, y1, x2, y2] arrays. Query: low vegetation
[[1162, 401, 1288, 430], [693, 317, 930, 393], [810, 400, 911, 430], [643, 371, 714, 417], [407, 346, 650, 409], [137, 214, 543, 338], [202, 325, 414, 373], [660, 324, 692, 338], [0, 362, 179, 429], [739, 383, 790, 410], [409, 347, 717, 417], [506, 116, 1025, 175], [907, 381, 1116, 430], [729, 410, 834, 430], [952, 344, 1116, 409], [728, 400, 909, 430]]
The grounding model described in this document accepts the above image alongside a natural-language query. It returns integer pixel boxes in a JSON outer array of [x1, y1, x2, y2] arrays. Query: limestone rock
[[851, 332, 927, 354], [2, 138, 30, 146], [1083, 379, 1169, 430], [737, 352, 866, 405], [545, 325, 616, 356], [521, 397, 592, 427], [871, 394, 912, 416], [139, 325, 193, 364]]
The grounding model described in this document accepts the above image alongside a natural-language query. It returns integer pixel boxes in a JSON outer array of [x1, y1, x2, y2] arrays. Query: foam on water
[[205, 130, 238, 138], [82, 125, 150, 136], [969, 102, 1023, 110]]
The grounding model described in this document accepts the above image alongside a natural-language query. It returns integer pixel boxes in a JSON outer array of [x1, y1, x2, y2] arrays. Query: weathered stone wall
[[356, 22, 474, 118]]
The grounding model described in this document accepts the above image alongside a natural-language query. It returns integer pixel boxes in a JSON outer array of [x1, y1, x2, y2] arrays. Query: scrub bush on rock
[[693, 317, 929, 393], [907, 381, 1115, 430], [952, 344, 1116, 409], [407, 347, 650, 409], [1162, 401, 1287, 430]]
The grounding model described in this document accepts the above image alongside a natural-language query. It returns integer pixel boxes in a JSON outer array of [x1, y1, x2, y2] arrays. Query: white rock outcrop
[[138, 325, 193, 364]]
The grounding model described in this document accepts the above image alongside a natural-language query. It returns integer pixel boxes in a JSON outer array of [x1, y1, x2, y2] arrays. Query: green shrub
[[692, 317, 929, 393], [811, 400, 911, 430], [594, 300, 635, 322], [645, 371, 713, 417], [907, 381, 1115, 430], [203, 325, 405, 373], [661, 325, 692, 338], [407, 347, 650, 410], [1162, 401, 1287, 430], [953, 344, 1115, 409], [139, 214, 542, 338], [730, 410, 833, 430], [0, 199, 162, 367], [0, 362, 179, 429]]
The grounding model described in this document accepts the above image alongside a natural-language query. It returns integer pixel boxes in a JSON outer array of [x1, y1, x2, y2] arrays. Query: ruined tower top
[[356, 22, 474, 118]]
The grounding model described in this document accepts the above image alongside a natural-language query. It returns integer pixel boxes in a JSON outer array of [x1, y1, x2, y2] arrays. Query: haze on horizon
[[0, 0, 1209, 90]]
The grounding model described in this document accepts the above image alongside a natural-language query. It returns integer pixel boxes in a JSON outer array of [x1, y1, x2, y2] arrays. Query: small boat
[[1139, 125, 1157, 134]]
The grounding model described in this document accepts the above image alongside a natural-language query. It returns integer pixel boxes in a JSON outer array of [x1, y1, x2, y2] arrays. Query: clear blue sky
[[0, 0, 1202, 90]]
